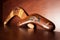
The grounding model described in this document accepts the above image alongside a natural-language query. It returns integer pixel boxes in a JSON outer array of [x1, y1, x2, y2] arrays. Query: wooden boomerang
[[4, 7, 55, 31]]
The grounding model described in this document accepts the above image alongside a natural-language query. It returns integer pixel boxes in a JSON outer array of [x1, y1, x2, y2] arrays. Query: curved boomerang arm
[[4, 7, 28, 25]]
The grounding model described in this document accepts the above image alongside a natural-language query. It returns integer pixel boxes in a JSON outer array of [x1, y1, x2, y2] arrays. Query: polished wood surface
[[0, 25, 60, 40]]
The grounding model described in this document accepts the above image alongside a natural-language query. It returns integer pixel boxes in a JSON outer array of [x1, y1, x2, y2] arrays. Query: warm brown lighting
[[18, 14, 55, 31], [4, 7, 28, 25]]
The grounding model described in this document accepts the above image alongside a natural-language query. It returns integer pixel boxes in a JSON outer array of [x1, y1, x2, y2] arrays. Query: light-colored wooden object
[[4, 7, 28, 25]]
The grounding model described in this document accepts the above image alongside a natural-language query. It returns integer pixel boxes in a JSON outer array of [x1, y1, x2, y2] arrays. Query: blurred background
[[3, 0, 60, 32]]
